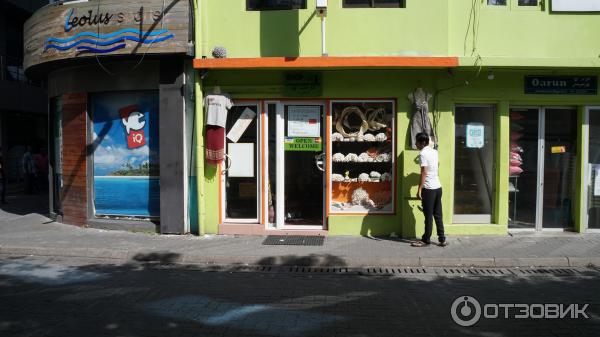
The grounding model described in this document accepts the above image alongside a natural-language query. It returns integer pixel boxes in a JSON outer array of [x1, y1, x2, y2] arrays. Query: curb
[[0, 246, 598, 268]]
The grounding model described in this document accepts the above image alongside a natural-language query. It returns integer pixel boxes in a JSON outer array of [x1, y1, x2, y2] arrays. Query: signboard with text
[[525, 76, 597, 95]]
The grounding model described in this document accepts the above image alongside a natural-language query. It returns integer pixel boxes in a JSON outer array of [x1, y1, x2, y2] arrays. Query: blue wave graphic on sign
[[45, 29, 174, 54], [45, 34, 175, 51], [76, 43, 127, 53], [46, 28, 170, 44]]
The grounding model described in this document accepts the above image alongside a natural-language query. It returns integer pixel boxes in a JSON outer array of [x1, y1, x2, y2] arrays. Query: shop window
[[343, 0, 405, 8], [454, 106, 496, 223], [246, 0, 306, 11], [91, 91, 160, 218], [329, 100, 395, 214], [224, 104, 260, 221], [487, 0, 507, 5], [518, 0, 537, 5]]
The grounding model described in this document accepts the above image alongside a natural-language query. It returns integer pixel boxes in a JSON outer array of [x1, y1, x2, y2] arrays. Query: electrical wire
[[93, 0, 166, 76]]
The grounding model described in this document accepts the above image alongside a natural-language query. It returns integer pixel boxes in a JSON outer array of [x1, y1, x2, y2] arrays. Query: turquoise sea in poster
[[94, 177, 160, 217], [92, 91, 160, 217]]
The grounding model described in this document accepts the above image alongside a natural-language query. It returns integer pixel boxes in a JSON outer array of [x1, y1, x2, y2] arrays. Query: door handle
[[221, 154, 232, 175], [315, 153, 325, 172]]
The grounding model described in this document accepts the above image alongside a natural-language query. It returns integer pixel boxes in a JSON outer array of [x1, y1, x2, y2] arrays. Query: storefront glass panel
[[92, 91, 160, 217], [454, 106, 495, 223], [509, 108, 539, 229], [224, 104, 260, 221], [588, 108, 600, 229], [543, 108, 577, 229]]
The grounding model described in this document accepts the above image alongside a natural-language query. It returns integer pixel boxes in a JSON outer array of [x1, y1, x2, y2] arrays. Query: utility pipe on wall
[[317, 0, 328, 56]]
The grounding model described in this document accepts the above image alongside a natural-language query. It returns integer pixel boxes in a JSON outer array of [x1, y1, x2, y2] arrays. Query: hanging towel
[[205, 125, 225, 164], [409, 92, 435, 149]]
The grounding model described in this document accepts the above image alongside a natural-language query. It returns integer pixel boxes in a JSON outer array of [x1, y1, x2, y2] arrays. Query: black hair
[[415, 132, 429, 146]]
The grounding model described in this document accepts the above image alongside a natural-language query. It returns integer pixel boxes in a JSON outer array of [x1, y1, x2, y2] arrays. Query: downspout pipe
[[193, 0, 206, 235]]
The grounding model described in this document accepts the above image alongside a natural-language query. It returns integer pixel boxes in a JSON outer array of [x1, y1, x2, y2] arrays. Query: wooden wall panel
[[61, 93, 88, 227], [24, 0, 190, 71]]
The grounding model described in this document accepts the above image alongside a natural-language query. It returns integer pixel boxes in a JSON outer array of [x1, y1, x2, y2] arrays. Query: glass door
[[509, 108, 539, 229], [586, 107, 600, 231], [223, 103, 260, 222], [508, 107, 577, 230], [270, 102, 325, 229], [542, 108, 577, 229]]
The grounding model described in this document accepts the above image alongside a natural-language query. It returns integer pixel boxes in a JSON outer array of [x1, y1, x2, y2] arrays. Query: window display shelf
[[329, 100, 395, 214]]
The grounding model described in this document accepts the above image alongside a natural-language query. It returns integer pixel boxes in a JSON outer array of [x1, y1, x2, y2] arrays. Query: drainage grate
[[360, 267, 428, 276], [514, 268, 581, 276], [287, 266, 351, 274], [437, 268, 513, 276], [262, 235, 325, 246]]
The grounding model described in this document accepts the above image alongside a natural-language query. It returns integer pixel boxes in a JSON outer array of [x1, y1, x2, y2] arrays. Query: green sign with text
[[284, 137, 322, 151]]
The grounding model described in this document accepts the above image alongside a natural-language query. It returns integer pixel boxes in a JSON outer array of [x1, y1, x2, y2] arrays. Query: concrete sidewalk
[[1, 210, 600, 267]]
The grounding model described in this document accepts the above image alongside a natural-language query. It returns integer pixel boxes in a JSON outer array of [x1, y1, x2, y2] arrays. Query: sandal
[[410, 240, 430, 247], [437, 241, 449, 247]]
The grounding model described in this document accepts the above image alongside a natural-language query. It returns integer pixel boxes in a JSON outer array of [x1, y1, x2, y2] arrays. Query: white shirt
[[419, 145, 442, 190], [205, 94, 233, 128]]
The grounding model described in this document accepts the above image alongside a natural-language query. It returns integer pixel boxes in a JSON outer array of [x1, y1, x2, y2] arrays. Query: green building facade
[[191, 0, 600, 237]]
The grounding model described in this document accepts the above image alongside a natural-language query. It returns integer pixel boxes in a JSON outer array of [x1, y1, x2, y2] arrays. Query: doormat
[[262, 235, 325, 246]]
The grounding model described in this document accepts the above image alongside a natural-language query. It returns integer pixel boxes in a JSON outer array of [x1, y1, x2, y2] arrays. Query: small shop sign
[[525, 76, 597, 95], [466, 123, 485, 149], [284, 137, 322, 152]]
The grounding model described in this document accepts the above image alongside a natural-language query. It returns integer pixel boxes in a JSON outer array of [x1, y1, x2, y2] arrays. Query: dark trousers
[[421, 187, 445, 244]]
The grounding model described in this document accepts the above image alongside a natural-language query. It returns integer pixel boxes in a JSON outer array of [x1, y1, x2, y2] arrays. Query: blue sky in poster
[[92, 91, 159, 176]]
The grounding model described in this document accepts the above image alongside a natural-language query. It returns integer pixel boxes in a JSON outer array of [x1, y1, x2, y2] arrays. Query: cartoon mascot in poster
[[120, 105, 147, 149]]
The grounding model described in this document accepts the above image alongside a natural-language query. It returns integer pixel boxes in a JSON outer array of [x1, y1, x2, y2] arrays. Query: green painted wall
[[200, 0, 600, 66], [197, 68, 600, 236], [194, 0, 600, 236]]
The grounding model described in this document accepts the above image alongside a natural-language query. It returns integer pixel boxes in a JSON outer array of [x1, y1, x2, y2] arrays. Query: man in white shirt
[[411, 132, 447, 247]]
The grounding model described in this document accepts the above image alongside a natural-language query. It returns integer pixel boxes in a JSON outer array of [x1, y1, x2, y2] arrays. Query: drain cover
[[262, 235, 325, 246]]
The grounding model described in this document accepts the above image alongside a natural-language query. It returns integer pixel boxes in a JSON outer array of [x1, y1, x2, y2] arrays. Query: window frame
[[342, 0, 405, 9], [246, 0, 307, 11], [328, 99, 396, 215]]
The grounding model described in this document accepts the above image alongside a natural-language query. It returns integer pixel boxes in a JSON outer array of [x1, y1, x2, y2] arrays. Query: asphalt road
[[1, 255, 599, 337]]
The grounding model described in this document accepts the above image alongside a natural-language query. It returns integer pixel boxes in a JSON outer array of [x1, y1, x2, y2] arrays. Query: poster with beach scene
[[92, 91, 160, 217]]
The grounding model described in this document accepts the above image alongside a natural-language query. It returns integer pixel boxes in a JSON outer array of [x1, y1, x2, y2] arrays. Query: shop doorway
[[509, 107, 577, 231], [584, 107, 600, 232], [266, 102, 325, 229]]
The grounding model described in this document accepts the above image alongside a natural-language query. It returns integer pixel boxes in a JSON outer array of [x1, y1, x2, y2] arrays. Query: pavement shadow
[[256, 254, 347, 267], [1, 254, 599, 337]]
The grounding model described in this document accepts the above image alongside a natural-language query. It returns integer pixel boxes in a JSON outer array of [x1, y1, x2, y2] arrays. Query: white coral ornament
[[332, 174, 344, 182], [331, 133, 344, 142], [370, 171, 381, 182], [381, 173, 392, 182], [345, 153, 359, 162], [333, 153, 345, 162], [376, 153, 391, 162], [375, 133, 387, 142], [352, 188, 372, 206], [363, 134, 376, 142], [358, 173, 370, 182], [358, 153, 372, 163]]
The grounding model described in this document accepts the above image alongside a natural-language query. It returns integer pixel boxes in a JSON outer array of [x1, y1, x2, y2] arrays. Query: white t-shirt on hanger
[[205, 94, 233, 128]]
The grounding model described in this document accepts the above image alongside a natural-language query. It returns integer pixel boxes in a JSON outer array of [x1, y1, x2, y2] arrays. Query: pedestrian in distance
[[22, 145, 37, 195], [411, 132, 448, 247]]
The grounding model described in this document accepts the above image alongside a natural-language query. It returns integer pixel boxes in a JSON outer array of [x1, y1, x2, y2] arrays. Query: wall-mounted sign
[[551, 146, 567, 154], [287, 106, 321, 137], [284, 72, 322, 97], [552, 0, 600, 12], [466, 123, 485, 148], [284, 137, 322, 152], [525, 76, 598, 95], [24, 0, 190, 71]]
